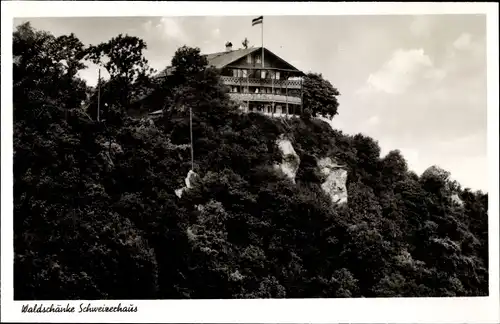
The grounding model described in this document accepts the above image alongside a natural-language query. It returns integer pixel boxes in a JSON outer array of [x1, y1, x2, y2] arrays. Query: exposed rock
[[175, 170, 199, 198], [274, 135, 300, 183], [451, 193, 464, 206], [175, 188, 184, 198], [318, 157, 348, 205], [185, 170, 198, 189]]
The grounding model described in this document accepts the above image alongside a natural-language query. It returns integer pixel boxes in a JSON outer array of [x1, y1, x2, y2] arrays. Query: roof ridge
[[203, 47, 255, 56], [203, 47, 260, 69]]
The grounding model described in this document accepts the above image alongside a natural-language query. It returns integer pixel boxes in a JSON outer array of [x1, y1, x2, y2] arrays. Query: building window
[[261, 70, 266, 79], [276, 71, 280, 80], [276, 88, 281, 95], [247, 55, 252, 64], [243, 87, 248, 93], [242, 69, 247, 78], [232, 86, 238, 93], [267, 88, 272, 94], [232, 69, 238, 77], [256, 55, 262, 64], [255, 88, 260, 93]]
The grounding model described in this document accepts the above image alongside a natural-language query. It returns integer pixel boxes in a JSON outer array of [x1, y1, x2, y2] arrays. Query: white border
[[1, 2, 499, 323]]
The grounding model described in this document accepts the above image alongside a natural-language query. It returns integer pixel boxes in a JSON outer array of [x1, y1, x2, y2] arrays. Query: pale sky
[[14, 15, 487, 191]]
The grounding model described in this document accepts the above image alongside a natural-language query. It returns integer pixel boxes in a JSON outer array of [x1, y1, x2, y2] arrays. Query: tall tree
[[13, 22, 88, 112], [164, 46, 232, 118], [85, 34, 155, 108], [302, 72, 340, 120]]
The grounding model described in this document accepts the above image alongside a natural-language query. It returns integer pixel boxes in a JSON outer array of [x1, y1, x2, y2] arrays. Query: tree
[[162, 46, 233, 121], [420, 165, 453, 196], [85, 34, 155, 107], [302, 72, 340, 119], [170, 46, 208, 81], [13, 22, 88, 112], [13, 23, 489, 300], [380, 150, 409, 189]]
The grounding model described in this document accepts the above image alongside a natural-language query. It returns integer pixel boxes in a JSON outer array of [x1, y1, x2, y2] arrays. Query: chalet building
[[161, 42, 305, 117], [207, 42, 305, 116]]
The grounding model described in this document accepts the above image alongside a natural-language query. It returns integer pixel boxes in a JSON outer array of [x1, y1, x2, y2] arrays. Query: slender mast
[[247, 72, 250, 112], [285, 72, 289, 118], [271, 74, 274, 116], [261, 18, 264, 69], [300, 76, 304, 116], [97, 68, 101, 122], [261, 17, 272, 114], [190, 105, 194, 171], [262, 19, 265, 113]]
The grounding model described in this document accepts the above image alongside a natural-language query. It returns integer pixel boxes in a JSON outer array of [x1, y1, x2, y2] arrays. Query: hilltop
[[12, 22, 488, 299]]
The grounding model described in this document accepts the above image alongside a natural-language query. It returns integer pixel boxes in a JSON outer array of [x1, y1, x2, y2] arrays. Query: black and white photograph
[[1, 2, 499, 323]]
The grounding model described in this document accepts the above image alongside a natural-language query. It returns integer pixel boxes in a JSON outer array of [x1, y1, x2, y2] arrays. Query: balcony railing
[[221, 76, 302, 89], [228, 92, 302, 105]]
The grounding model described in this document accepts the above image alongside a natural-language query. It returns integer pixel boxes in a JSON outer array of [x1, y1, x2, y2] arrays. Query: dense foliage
[[302, 73, 340, 120], [13, 23, 488, 300]]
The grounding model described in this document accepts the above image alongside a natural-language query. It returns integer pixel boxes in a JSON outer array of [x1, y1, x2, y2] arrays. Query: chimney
[[225, 41, 233, 52]]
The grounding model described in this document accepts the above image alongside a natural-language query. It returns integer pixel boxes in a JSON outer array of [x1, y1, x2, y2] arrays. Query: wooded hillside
[[13, 23, 488, 300]]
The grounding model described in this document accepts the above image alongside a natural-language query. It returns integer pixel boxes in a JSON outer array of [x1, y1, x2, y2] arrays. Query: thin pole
[[271, 75, 274, 117], [286, 73, 289, 119], [300, 76, 304, 116], [262, 19, 268, 115], [190, 105, 194, 171], [261, 18, 264, 69], [97, 68, 101, 122], [247, 71, 250, 112]]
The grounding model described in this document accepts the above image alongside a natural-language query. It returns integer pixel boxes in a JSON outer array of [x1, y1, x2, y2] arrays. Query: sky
[[13, 15, 488, 191]]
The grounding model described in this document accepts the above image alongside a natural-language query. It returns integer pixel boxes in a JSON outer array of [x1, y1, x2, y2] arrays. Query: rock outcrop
[[451, 193, 464, 206], [175, 170, 199, 198], [274, 135, 300, 183], [318, 157, 348, 205]]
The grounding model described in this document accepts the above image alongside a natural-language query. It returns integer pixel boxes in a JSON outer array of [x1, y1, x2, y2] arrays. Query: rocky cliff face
[[317, 157, 348, 205], [274, 135, 301, 183], [174, 136, 348, 206], [451, 193, 464, 206], [274, 134, 348, 205]]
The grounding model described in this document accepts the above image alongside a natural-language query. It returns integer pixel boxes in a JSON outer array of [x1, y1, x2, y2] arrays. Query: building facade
[[207, 42, 305, 116], [158, 42, 305, 117]]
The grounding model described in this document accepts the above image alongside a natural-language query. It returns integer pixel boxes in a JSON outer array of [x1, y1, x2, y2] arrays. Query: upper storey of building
[[205, 42, 304, 78], [160, 42, 305, 81]]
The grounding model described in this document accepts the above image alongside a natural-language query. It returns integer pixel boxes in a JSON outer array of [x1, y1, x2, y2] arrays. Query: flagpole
[[190, 105, 194, 171], [261, 18, 264, 69], [262, 17, 267, 114], [286, 73, 289, 118], [97, 68, 101, 122], [271, 74, 274, 117]]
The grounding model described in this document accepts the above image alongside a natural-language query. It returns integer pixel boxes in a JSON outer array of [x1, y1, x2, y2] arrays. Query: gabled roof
[[204, 47, 304, 75], [155, 46, 304, 78], [204, 47, 260, 69]]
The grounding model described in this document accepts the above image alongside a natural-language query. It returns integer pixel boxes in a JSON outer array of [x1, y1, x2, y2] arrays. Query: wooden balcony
[[220, 76, 302, 89], [228, 92, 302, 105]]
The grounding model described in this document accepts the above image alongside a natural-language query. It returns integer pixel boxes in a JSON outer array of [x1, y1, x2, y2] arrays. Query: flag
[[252, 16, 263, 26]]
